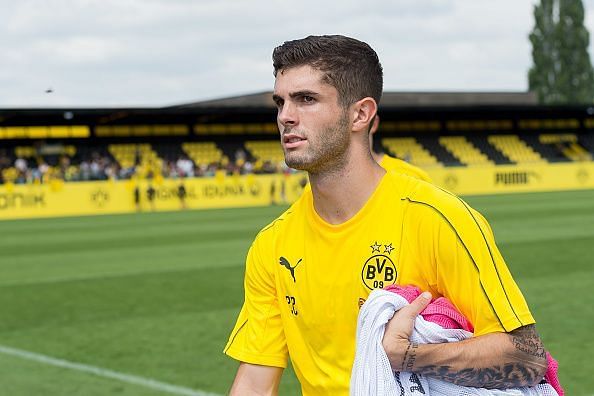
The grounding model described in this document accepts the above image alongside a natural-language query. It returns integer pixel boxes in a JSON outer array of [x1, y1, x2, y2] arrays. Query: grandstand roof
[[169, 91, 538, 109]]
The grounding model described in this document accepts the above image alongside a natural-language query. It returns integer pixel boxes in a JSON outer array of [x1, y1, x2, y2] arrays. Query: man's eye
[[302, 96, 314, 103]]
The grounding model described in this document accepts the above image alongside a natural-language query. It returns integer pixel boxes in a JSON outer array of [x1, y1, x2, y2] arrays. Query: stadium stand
[[381, 137, 441, 167], [580, 130, 594, 154], [487, 135, 547, 164], [466, 135, 514, 165], [109, 144, 154, 169], [1, 94, 594, 185], [539, 133, 593, 161], [438, 136, 493, 166], [414, 136, 462, 166], [244, 140, 285, 169], [3, 130, 594, 185], [244, 140, 284, 163], [181, 142, 225, 167]]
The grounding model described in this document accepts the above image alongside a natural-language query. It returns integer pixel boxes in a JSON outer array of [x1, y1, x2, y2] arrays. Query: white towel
[[350, 289, 559, 396]]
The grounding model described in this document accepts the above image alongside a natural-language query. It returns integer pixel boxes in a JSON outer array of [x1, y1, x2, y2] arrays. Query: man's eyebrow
[[289, 90, 318, 98], [272, 91, 319, 104]]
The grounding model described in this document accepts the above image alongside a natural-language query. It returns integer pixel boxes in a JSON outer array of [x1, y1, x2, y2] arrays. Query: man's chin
[[285, 162, 308, 171], [284, 157, 310, 171]]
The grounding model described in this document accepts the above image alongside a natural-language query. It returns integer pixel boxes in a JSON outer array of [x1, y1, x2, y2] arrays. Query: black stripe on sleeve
[[404, 197, 514, 331], [451, 195, 524, 327], [224, 319, 248, 354]]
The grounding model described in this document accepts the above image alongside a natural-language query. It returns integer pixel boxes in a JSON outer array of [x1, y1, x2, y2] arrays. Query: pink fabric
[[422, 297, 474, 332], [383, 284, 564, 395], [384, 284, 421, 303], [383, 284, 473, 332], [545, 352, 564, 396]]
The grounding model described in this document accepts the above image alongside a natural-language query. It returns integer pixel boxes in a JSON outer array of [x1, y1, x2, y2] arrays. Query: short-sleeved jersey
[[379, 154, 433, 183], [224, 171, 534, 396]]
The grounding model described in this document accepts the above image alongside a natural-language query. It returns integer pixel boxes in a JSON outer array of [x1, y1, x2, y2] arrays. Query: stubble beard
[[283, 112, 351, 175]]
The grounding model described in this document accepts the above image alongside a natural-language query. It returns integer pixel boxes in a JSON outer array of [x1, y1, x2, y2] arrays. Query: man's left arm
[[383, 293, 547, 388], [391, 195, 547, 388]]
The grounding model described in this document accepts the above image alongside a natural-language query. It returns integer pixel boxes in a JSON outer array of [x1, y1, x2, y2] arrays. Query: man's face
[[273, 65, 351, 174]]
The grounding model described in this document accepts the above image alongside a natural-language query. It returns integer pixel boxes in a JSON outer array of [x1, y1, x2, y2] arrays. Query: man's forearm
[[385, 325, 548, 389]]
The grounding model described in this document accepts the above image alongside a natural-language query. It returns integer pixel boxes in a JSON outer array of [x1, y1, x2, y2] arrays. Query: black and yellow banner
[[0, 173, 308, 220], [426, 162, 594, 195], [1, 162, 593, 220]]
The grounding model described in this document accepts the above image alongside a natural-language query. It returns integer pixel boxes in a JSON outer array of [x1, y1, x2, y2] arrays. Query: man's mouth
[[283, 134, 307, 149]]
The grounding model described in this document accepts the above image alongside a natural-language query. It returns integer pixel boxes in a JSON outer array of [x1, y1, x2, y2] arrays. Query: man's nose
[[278, 101, 297, 126]]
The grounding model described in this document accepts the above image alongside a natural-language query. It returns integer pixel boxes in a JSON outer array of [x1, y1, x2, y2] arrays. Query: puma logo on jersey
[[279, 257, 302, 282]]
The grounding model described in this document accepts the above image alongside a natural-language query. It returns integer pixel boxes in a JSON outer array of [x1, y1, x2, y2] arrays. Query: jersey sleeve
[[406, 187, 535, 336], [223, 235, 288, 368]]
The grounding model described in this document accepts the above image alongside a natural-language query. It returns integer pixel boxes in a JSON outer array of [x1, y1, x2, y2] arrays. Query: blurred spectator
[[177, 178, 188, 209], [15, 156, 27, 173], [79, 160, 91, 180], [261, 160, 278, 174], [162, 160, 176, 179], [146, 183, 156, 211], [134, 185, 141, 211], [242, 160, 254, 175], [176, 155, 194, 177]]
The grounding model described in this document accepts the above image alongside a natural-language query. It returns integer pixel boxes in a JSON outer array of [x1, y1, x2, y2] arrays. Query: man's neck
[[371, 151, 384, 164], [309, 154, 385, 225]]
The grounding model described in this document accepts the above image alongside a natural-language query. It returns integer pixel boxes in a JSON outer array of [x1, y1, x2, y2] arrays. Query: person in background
[[146, 183, 156, 211], [177, 178, 187, 210], [133, 185, 141, 211]]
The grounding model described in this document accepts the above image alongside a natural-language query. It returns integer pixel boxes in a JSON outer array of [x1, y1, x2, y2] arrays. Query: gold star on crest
[[384, 243, 394, 255]]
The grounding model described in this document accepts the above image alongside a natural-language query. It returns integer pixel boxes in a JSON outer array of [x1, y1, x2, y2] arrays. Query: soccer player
[[224, 35, 547, 396], [369, 115, 433, 183]]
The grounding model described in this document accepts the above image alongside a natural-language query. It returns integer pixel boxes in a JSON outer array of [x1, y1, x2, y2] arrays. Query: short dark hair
[[272, 35, 383, 107]]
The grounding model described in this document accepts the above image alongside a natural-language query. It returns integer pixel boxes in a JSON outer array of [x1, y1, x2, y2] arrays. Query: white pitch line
[[0, 344, 221, 396]]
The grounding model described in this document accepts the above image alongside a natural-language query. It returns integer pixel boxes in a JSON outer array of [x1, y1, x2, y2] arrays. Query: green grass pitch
[[0, 189, 593, 395]]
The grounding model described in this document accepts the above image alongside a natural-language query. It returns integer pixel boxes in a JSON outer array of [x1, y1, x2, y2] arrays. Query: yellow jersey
[[379, 154, 432, 183], [224, 171, 534, 395]]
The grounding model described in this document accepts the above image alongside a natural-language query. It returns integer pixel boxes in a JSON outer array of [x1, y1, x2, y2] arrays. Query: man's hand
[[381, 291, 432, 371], [380, 292, 548, 388]]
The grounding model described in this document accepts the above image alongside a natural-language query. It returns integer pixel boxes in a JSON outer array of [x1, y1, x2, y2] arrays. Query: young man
[[224, 35, 547, 396], [369, 115, 433, 183]]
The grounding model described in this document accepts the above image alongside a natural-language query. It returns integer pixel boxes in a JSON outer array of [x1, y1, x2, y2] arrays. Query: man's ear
[[351, 97, 378, 134]]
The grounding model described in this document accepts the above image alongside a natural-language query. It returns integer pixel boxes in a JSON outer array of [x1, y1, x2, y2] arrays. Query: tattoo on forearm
[[413, 364, 542, 389], [401, 342, 419, 371], [409, 326, 547, 388], [510, 325, 546, 359]]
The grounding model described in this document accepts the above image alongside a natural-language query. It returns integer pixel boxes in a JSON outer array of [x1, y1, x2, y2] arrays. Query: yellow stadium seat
[[439, 136, 492, 166], [382, 137, 441, 167], [488, 135, 545, 164]]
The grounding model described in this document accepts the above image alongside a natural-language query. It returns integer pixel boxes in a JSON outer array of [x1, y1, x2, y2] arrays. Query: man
[[224, 35, 547, 396], [369, 115, 433, 183]]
